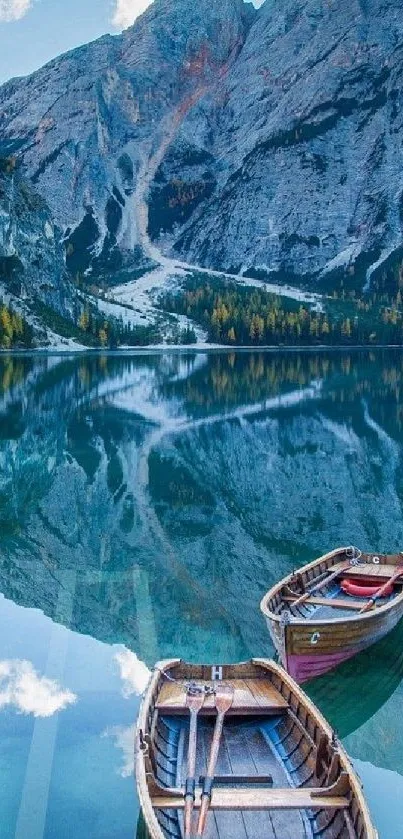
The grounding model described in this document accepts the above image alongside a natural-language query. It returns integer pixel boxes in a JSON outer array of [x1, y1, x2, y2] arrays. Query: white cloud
[[0, 659, 77, 718], [0, 0, 32, 22], [114, 647, 150, 698], [104, 723, 136, 777], [112, 0, 153, 30]]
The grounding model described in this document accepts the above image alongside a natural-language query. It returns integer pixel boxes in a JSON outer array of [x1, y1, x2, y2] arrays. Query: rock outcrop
[[0, 156, 74, 318], [164, 0, 403, 284], [0, 0, 402, 286], [0, 0, 253, 280]]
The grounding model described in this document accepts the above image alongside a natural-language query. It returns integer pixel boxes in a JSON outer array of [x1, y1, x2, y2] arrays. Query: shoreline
[[2, 343, 403, 357]]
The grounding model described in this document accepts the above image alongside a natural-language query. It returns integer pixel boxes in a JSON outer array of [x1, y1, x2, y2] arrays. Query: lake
[[0, 349, 402, 838]]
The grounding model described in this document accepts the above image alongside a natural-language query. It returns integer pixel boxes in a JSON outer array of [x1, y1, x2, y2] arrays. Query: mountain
[[0, 0, 253, 282], [169, 0, 403, 284], [0, 0, 403, 309], [0, 156, 75, 329]]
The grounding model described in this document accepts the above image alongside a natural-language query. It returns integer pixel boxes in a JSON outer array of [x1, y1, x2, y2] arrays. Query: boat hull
[[136, 658, 377, 839], [265, 584, 403, 683], [261, 547, 403, 683], [286, 646, 372, 683]]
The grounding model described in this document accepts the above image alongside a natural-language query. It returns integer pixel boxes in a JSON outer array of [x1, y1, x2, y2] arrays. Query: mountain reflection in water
[[1, 349, 403, 837]]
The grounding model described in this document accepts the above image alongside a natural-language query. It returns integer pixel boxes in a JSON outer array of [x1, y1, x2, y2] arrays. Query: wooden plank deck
[[333, 562, 401, 581], [168, 718, 309, 839], [156, 679, 289, 715]]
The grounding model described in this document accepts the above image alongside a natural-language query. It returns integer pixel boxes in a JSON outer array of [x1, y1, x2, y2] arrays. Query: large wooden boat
[[260, 546, 403, 683], [135, 658, 377, 839]]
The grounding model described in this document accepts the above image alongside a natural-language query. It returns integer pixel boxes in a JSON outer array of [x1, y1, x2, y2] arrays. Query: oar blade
[[214, 684, 234, 714], [186, 690, 206, 712], [196, 684, 234, 837], [359, 566, 403, 613]]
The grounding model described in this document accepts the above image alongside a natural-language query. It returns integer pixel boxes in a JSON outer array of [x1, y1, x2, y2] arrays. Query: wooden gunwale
[[136, 659, 182, 839], [135, 657, 377, 839], [260, 546, 403, 629], [253, 660, 375, 838]]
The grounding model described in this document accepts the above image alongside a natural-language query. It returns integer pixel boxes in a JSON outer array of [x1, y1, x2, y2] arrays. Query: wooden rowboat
[[260, 546, 403, 683], [135, 658, 377, 839]]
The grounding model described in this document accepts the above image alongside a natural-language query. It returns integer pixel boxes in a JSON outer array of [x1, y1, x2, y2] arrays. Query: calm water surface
[[0, 349, 403, 838]]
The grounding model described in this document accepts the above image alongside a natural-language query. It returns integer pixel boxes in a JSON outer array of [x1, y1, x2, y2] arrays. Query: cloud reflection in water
[[104, 648, 151, 778], [114, 647, 151, 697], [0, 659, 76, 717], [104, 723, 136, 778]]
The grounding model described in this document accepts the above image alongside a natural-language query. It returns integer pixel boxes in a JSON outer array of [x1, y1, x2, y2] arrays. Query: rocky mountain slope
[[0, 155, 75, 330], [0, 0, 403, 297], [169, 0, 403, 284], [0, 0, 253, 283]]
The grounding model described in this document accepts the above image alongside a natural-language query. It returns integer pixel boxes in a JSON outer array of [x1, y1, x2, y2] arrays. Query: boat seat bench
[[283, 594, 367, 611], [333, 562, 401, 581], [156, 678, 289, 715], [151, 786, 350, 811]]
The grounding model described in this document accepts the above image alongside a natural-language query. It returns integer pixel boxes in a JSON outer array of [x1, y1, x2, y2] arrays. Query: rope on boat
[[156, 667, 216, 696], [346, 545, 363, 564]]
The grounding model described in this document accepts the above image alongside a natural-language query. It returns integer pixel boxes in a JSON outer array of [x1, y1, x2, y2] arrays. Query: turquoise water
[[0, 349, 402, 837]]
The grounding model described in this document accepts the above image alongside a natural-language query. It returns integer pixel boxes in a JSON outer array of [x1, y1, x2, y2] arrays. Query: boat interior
[[269, 550, 403, 621], [143, 663, 369, 839]]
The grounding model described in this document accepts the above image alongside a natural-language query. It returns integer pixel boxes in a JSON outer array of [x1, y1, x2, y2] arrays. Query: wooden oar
[[359, 566, 403, 614], [291, 559, 352, 609], [196, 685, 234, 837], [184, 689, 205, 838]]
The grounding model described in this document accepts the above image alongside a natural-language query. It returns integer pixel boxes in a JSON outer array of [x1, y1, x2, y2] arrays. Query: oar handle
[[196, 712, 225, 836], [206, 712, 225, 777], [197, 793, 211, 837], [184, 787, 195, 838], [292, 560, 349, 608], [184, 708, 200, 838]]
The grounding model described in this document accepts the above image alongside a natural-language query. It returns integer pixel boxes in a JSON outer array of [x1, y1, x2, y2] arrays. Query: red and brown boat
[[260, 546, 403, 683], [135, 657, 377, 839]]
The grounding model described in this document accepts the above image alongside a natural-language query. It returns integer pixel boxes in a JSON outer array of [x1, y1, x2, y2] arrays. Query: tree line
[[76, 305, 196, 347], [161, 278, 403, 346], [0, 303, 33, 349]]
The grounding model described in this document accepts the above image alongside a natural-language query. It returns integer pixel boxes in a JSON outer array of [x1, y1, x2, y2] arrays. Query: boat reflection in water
[[307, 613, 403, 739]]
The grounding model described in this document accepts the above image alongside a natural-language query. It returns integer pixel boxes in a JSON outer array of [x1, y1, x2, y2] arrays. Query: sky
[[0, 0, 265, 85]]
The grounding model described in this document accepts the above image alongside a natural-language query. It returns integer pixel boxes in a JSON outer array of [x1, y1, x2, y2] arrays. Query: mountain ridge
[[1, 0, 403, 346]]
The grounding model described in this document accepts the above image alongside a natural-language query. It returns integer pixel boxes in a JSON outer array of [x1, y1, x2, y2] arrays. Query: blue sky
[[0, 0, 264, 85]]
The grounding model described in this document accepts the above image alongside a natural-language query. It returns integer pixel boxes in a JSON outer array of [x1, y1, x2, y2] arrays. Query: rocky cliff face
[[0, 0, 402, 287], [163, 0, 403, 284], [0, 0, 253, 280], [0, 157, 74, 319]]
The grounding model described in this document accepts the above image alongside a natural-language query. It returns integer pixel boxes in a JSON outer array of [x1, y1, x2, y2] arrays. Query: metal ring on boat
[[139, 730, 149, 755], [310, 631, 321, 645]]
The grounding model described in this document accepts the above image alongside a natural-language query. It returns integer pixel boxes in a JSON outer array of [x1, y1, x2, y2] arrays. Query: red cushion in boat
[[341, 578, 394, 598]]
